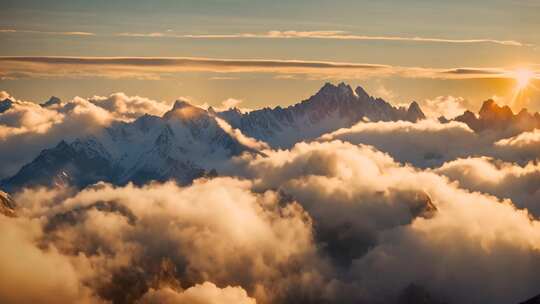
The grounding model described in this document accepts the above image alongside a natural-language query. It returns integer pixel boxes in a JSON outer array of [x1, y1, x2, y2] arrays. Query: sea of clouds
[[1, 91, 540, 304]]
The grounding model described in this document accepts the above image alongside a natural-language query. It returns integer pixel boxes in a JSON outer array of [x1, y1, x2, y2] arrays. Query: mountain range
[[0, 83, 425, 192], [3, 82, 539, 193], [454, 99, 540, 136], [216, 82, 425, 147]]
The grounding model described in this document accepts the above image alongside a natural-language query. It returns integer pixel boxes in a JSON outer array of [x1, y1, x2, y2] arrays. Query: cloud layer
[[1, 56, 537, 81], [117, 30, 527, 46], [2, 87, 540, 303], [5, 139, 540, 303], [0, 93, 170, 178], [2, 28, 526, 46]]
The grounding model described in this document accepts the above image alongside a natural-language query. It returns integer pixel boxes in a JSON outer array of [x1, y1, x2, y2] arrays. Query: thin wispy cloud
[[117, 30, 527, 47], [1, 28, 526, 46], [0, 56, 537, 81], [0, 29, 95, 36]]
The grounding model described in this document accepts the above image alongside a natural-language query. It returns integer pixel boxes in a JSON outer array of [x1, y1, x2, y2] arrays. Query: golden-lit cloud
[[138, 283, 257, 304], [117, 30, 527, 47], [435, 156, 540, 216], [0, 92, 171, 178], [1, 27, 527, 47], [1, 56, 537, 81], [0, 29, 95, 36], [3, 138, 540, 303]]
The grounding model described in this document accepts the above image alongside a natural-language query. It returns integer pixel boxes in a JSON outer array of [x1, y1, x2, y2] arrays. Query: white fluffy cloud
[[0, 216, 101, 303], [494, 129, 540, 162], [8, 177, 321, 303], [3, 89, 540, 303], [419, 96, 471, 119], [4, 140, 540, 303], [0, 93, 170, 178], [319, 119, 540, 168], [319, 119, 487, 167], [224, 140, 540, 303], [138, 283, 256, 304], [435, 156, 540, 216]]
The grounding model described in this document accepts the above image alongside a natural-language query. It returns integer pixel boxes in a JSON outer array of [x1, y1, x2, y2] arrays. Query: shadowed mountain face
[[519, 294, 540, 304], [0, 99, 13, 114], [454, 99, 540, 136], [1, 83, 425, 192], [1, 101, 248, 192], [217, 82, 425, 148], [397, 284, 447, 304]]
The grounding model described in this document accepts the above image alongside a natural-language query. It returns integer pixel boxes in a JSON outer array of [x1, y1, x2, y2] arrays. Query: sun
[[513, 69, 534, 90]]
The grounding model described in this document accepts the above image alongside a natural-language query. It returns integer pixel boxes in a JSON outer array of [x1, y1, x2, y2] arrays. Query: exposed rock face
[[1, 101, 248, 192], [0, 98, 13, 114], [41, 96, 62, 107], [455, 99, 540, 135], [519, 294, 540, 304], [1, 83, 425, 191], [397, 284, 447, 304], [0, 190, 16, 217], [218, 82, 425, 148]]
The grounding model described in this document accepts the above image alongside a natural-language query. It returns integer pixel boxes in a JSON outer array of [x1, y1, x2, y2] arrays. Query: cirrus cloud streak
[[1, 56, 538, 81]]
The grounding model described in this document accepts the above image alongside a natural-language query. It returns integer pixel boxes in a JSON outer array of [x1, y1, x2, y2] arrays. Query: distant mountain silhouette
[[454, 99, 540, 135]]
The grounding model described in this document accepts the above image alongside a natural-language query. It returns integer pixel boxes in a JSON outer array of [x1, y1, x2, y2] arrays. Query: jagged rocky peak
[[354, 85, 370, 99], [478, 99, 514, 121], [133, 113, 162, 132], [454, 110, 478, 128], [316, 82, 355, 99], [0, 190, 16, 217], [0, 98, 13, 113], [41, 96, 62, 107], [207, 106, 217, 115], [454, 99, 540, 134], [407, 101, 426, 120], [163, 99, 207, 121]]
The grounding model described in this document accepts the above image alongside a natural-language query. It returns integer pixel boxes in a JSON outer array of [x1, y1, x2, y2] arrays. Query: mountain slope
[[1, 83, 426, 191], [217, 82, 425, 148], [519, 294, 540, 304], [1, 100, 250, 191], [454, 99, 540, 136]]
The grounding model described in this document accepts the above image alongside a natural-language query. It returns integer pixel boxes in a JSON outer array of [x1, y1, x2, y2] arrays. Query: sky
[[1, 0, 539, 111]]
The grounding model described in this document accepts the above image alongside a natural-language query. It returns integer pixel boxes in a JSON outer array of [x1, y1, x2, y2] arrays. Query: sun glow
[[513, 69, 534, 90]]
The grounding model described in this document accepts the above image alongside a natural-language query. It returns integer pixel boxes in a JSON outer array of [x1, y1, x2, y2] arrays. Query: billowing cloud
[[4, 85, 540, 304], [493, 129, 540, 163], [496, 128, 540, 148], [319, 120, 486, 167], [214, 117, 270, 151], [138, 283, 256, 304], [9, 178, 322, 304], [0, 93, 170, 178], [4, 140, 540, 303], [0, 216, 101, 303], [418, 96, 471, 119], [435, 156, 540, 216], [318, 119, 540, 168], [198, 97, 252, 113], [224, 140, 540, 303], [87, 93, 171, 121]]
